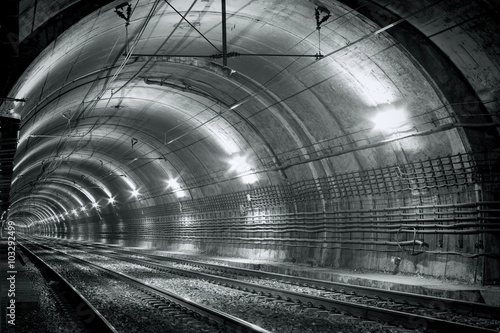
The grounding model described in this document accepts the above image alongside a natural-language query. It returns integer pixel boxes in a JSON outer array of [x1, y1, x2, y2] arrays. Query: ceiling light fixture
[[166, 178, 180, 190], [228, 155, 258, 184], [372, 108, 407, 131], [166, 178, 185, 198]]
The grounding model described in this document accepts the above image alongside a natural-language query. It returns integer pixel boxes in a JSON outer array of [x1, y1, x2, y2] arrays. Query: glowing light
[[228, 155, 249, 172], [166, 178, 186, 198], [81, 206, 86, 212], [229, 102, 242, 110], [131, 189, 140, 197], [242, 174, 258, 184], [72, 209, 78, 215], [108, 197, 115, 204], [372, 108, 407, 131], [119, 175, 136, 191], [228, 155, 258, 184], [166, 178, 181, 190], [80, 187, 97, 205], [92, 202, 99, 209], [175, 191, 185, 198]]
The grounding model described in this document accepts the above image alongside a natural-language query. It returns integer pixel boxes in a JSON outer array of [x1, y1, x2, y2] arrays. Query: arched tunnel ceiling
[[3, 0, 500, 226]]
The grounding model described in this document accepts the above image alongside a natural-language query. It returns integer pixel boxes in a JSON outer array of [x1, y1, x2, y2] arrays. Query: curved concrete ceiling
[[4, 0, 500, 227]]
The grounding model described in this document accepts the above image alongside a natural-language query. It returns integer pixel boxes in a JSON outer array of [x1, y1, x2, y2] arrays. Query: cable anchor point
[[314, 6, 330, 60], [115, 2, 132, 26], [315, 6, 331, 30]]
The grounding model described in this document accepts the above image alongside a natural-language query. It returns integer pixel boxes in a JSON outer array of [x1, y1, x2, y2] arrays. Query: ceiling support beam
[[129, 52, 322, 58]]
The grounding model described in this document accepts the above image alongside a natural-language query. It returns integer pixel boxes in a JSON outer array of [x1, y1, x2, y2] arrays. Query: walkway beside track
[[101, 244, 500, 307]]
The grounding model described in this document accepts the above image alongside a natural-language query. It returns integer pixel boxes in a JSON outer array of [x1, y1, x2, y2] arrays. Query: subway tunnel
[[1, 0, 500, 292]]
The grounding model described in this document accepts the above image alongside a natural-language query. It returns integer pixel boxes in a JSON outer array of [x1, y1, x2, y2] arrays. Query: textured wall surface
[[35, 152, 499, 283], [8, 0, 500, 284]]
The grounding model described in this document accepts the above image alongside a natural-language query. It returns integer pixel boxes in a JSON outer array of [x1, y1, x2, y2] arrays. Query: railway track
[[38, 237, 500, 333], [92, 243, 498, 318], [18, 242, 118, 333], [20, 239, 271, 333]]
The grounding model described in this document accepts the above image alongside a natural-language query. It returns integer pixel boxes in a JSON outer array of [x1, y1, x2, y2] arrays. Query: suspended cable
[[164, 1, 446, 146], [163, 0, 221, 53], [227, 3, 366, 106], [217, 2, 450, 132], [30, 8, 107, 185], [52, 1, 157, 159], [227, 0, 448, 112], [106, 0, 162, 95], [166, 111, 221, 145], [18, 0, 453, 203], [314, 6, 331, 59], [24, 0, 152, 197], [49, 0, 145, 163], [159, 2, 368, 145], [55, 1, 204, 186], [111, 0, 200, 97], [155, 3, 367, 141]]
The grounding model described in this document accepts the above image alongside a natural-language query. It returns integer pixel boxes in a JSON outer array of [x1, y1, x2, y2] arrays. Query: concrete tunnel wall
[[5, 0, 500, 284], [35, 152, 496, 284]]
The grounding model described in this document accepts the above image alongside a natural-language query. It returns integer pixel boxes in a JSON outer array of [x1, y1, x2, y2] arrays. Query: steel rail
[[55, 241, 498, 333], [74, 240, 500, 319], [17, 242, 119, 333], [24, 238, 270, 333]]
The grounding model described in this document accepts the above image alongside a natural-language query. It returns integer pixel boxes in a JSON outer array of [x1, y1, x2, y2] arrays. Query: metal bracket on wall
[[396, 227, 427, 255]]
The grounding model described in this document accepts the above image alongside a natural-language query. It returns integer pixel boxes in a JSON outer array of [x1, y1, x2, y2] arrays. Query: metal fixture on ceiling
[[314, 5, 331, 59], [0, 97, 26, 103], [114, 2, 132, 26], [114, 2, 133, 53], [130, 4, 331, 60]]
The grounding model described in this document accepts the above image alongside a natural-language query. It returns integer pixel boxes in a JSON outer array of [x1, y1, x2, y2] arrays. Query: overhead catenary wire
[[12, 0, 472, 210], [49, 0, 149, 168], [198, 0, 489, 158], [162, 6, 352, 144], [219, 97, 499, 165], [60, 0, 164, 159], [21, 6, 110, 198], [226, 0, 449, 111], [22, 0, 155, 200], [64, 0, 204, 187], [109, 0, 200, 98], [161, 2, 366, 141], [164, 0, 448, 146], [52, 0, 147, 150], [163, 0, 221, 53]]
